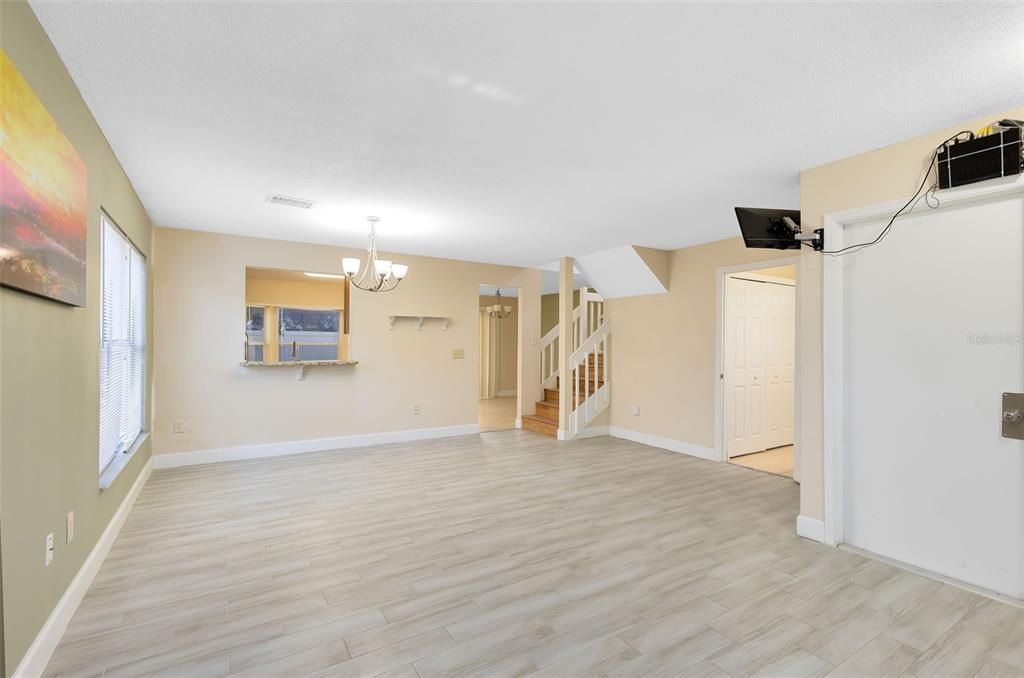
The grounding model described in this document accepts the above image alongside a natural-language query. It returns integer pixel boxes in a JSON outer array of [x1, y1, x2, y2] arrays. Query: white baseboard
[[153, 424, 481, 469], [497, 390, 517, 398], [608, 426, 717, 461], [796, 514, 825, 543], [574, 425, 609, 439], [554, 425, 609, 441], [13, 457, 153, 678]]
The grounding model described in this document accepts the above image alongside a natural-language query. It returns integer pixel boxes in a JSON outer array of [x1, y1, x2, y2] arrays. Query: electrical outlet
[[173, 419, 185, 434], [413, 404, 421, 415], [632, 405, 641, 417], [45, 533, 54, 567], [66, 511, 75, 544]]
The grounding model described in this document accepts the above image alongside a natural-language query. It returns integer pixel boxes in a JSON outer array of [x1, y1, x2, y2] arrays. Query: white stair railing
[[569, 319, 609, 435], [539, 325, 561, 389], [539, 288, 605, 389], [538, 288, 609, 435]]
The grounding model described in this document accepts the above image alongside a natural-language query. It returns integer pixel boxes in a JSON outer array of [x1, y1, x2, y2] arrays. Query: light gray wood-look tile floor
[[47, 431, 1024, 678]]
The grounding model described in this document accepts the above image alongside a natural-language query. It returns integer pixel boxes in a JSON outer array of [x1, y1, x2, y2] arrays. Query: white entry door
[[835, 187, 1024, 598], [725, 276, 767, 457]]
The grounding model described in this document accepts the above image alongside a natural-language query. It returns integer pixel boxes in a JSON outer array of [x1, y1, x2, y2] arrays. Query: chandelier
[[342, 216, 408, 292], [487, 288, 512, 318]]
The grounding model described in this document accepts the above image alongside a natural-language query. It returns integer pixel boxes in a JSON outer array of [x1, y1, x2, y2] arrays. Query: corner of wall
[[632, 246, 671, 291]]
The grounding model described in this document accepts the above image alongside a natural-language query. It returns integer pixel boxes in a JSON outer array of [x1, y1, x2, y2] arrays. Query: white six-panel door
[[836, 188, 1024, 598], [725, 277, 766, 457], [725, 276, 796, 458]]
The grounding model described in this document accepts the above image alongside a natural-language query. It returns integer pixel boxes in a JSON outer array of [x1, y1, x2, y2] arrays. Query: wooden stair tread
[[543, 389, 587, 405], [522, 412, 558, 437]]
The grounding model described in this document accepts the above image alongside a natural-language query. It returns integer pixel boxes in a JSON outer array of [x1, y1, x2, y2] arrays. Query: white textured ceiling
[[31, 1, 1024, 267]]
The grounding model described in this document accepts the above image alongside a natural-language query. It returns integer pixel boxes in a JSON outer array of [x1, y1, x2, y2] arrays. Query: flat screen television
[[734, 207, 801, 250]]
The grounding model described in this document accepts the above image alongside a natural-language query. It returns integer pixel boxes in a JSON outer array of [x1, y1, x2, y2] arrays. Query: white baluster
[[574, 364, 579, 414], [584, 348, 589, 408], [578, 287, 589, 348]]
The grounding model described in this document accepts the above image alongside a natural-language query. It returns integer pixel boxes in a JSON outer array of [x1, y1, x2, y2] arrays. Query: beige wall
[[541, 290, 580, 336], [797, 105, 1024, 521], [751, 264, 796, 281], [0, 3, 155, 673], [479, 295, 519, 395], [606, 238, 795, 446], [153, 228, 541, 455]]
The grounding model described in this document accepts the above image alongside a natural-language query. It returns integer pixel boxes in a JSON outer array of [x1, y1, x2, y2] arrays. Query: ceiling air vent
[[265, 194, 315, 209]]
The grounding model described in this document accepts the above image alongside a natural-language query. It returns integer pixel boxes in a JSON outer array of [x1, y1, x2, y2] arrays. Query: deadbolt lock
[[1004, 393, 1024, 440]]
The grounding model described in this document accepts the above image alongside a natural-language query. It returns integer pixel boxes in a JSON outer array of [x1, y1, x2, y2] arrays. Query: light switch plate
[[66, 511, 75, 544], [452, 349, 465, 359]]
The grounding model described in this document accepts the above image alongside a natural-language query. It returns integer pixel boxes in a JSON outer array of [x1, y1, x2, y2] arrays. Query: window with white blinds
[[99, 214, 147, 475]]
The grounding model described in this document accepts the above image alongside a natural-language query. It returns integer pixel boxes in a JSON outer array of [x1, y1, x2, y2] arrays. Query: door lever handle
[[1004, 394, 1024, 440]]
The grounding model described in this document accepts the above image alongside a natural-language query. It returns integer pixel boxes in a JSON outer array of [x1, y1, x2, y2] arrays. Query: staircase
[[521, 388, 560, 437], [523, 288, 609, 438]]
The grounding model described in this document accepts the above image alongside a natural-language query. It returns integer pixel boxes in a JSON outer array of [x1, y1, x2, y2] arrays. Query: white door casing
[[765, 283, 796, 449], [824, 176, 1024, 599], [479, 309, 498, 399]]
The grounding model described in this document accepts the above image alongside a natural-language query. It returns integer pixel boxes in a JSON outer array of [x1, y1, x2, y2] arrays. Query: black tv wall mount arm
[[782, 217, 825, 252]]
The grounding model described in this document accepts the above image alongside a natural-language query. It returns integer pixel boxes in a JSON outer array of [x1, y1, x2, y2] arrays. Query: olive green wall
[[0, 3, 154, 675], [540, 290, 579, 336]]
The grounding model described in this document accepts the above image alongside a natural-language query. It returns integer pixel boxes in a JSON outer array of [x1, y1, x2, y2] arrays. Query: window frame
[[245, 305, 266, 362], [98, 211, 148, 488], [242, 273, 351, 365], [276, 306, 344, 362]]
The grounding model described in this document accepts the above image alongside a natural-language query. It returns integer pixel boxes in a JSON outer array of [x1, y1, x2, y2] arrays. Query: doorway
[[479, 284, 519, 432], [720, 263, 797, 478]]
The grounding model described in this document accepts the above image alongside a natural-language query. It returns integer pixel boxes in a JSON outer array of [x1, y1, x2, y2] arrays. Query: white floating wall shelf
[[387, 315, 451, 331]]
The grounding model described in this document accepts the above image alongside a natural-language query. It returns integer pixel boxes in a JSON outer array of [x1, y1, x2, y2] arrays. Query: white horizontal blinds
[[99, 215, 146, 474], [99, 217, 127, 473]]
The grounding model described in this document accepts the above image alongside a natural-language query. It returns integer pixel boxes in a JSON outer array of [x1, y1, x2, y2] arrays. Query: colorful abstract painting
[[1, 49, 87, 306]]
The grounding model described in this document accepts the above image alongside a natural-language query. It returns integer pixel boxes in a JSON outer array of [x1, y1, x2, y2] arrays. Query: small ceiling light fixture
[[487, 288, 512, 319], [342, 216, 409, 292]]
